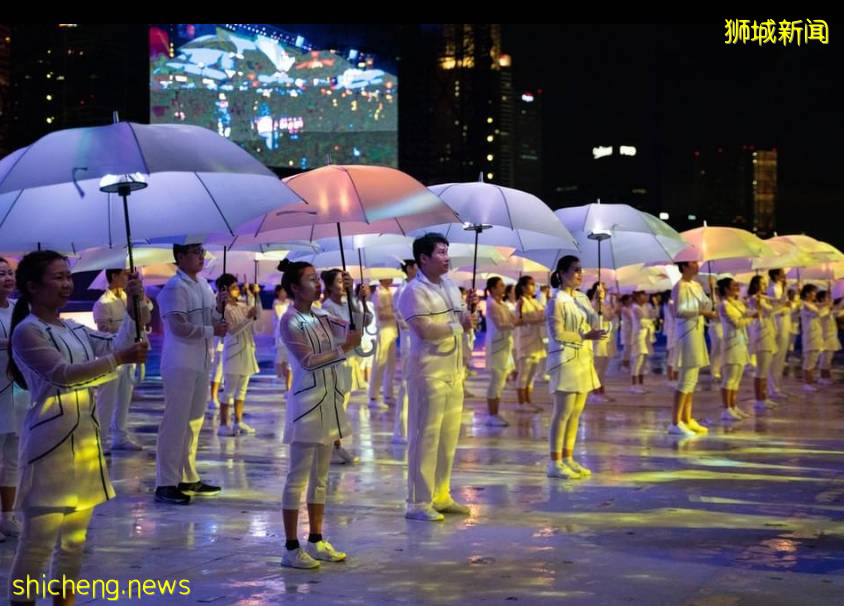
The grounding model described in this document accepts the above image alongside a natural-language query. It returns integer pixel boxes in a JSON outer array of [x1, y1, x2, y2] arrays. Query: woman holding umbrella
[[800, 284, 829, 392], [717, 277, 755, 421], [277, 259, 362, 569], [483, 276, 522, 426], [6, 251, 149, 603], [515, 275, 547, 411], [670, 261, 717, 436], [545, 256, 606, 480], [747, 275, 778, 410]]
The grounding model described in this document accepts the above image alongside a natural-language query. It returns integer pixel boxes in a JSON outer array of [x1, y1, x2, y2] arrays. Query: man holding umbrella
[[398, 233, 476, 521], [155, 243, 228, 505]]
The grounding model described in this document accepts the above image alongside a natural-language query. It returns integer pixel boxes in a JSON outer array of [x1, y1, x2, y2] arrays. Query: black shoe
[[155, 486, 191, 505], [178, 481, 221, 496]]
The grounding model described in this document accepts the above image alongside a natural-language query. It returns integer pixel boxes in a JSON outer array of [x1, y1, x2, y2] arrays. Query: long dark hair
[[8, 250, 68, 389], [515, 275, 533, 300], [551, 255, 580, 290], [320, 268, 343, 297], [747, 275, 763, 297], [485, 276, 503, 296], [277, 258, 313, 299], [716, 277, 734, 298]]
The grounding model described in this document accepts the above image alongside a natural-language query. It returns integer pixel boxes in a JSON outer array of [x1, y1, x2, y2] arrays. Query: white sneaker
[[0, 517, 20, 537], [686, 418, 709, 434], [546, 460, 581, 479], [405, 504, 444, 522], [281, 547, 320, 569], [565, 459, 592, 477], [485, 414, 509, 427], [818, 378, 834, 385], [802, 383, 819, 393], [111, 436, 143, 451], [763, 399, 780, 408], [369, 399, 389, 412], [721, 409, 738, 422], [628, 386, 646, 394], [217, 424, 232, 437], [734, 407, 751, 419], [433, 498, 471, 515], [668, 422, 696, 437], [304, 539, 347, 562], [237, 421, 256, 434], [588, 393, 606, 404], [331, 446, 356, 465]]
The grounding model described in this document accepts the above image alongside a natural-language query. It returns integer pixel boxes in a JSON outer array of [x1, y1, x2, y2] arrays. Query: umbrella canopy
[[674, 224, 773, 264], [0, 121, 303, 251]]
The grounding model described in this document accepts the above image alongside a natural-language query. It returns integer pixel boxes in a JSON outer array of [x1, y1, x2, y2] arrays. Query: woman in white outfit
[[717, 277, 755, 421], [0, 257, 29, 541], [629, 290, 654, 394], [746, 275, 778, 410], [670, 261, 717, 437], [6, 251, 148, 605], [766, 269, 795, 398], [216, 274, 261, 436], [484, 277, 521, 427], [320, 269, 371, 465], [545, 256, 607, 480], [662, 291, 678, 384], [707, 295, 725, 384], [273, 285, 290, 391], [515, 276, 546, 411], [800, 284, 829, 392], [619, 295, 633, 371], [817, 290, 843, 384], [586, 282, 615, 403], [277, 259, 362, 570]]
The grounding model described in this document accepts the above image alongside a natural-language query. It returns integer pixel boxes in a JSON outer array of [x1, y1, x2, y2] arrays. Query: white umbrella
[[70, 245, 216, 273], [418, 179, 578, 293], [0, 120, 302, 339]]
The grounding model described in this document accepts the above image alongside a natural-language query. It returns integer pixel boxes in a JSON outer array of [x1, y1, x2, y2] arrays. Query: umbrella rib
[[343, 167, 371, 224], [194, 172, 235, 236], [125, 123, 152, 175], [0, 144, 37, 193], [498, 185, 525, 251], [0, 189, 24, 231]]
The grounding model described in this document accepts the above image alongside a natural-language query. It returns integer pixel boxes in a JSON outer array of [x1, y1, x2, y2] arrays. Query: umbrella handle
[[336, 222, 356, 330]]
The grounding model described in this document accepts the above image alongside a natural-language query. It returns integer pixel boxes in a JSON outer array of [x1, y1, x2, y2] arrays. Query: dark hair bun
[[277, 258, 292, 272]]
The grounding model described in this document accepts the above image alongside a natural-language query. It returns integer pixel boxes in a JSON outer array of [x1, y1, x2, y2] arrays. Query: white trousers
[[676, 367, 700, 394], [223, 373, 250, 403], [156, 368, 209, 487], [516, 356, 541, 390], [722, 363, 745, 391], [392, 333, 411, 441], [282, 443, 332, 509], [769, 336, 789, 392], [95, 365, 134, 445], [754, 350, 773, 379], [406, 376, 463, 507], [369, 325, 398, 401], [549, 391, 587, 454], [631, 354, 647, 377], [8, 507, 94, 599]]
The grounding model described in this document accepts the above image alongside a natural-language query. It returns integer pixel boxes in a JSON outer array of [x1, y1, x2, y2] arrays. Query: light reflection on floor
[[1, 345, 843, 604]]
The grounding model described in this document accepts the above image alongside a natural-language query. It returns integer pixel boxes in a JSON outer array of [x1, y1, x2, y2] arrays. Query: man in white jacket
[[154, 243, 228, 505], [397, 234, 476, 522]]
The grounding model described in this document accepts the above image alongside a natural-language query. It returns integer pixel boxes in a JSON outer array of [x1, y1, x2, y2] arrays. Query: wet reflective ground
[[2, 340, 842, 604]]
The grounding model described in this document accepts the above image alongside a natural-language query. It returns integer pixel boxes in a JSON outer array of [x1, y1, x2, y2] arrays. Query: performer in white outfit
[[766, 269, 795, 398], [215, 274, 261, 436], [277, 259, 361, 570], [515, 276, 546, 411], [629, 290, 655, 394], [392, 260, 417, 445], [669, 261, 717, 437], [368, 279, 399, 409], [662, 291, 679, 384], [397, 234, 476, 522], [800, 284, 829, 392], [545, 256, 607, 480], [6, 251, 148, 603], [707, 295, 725, 384], [0, 257, 28, 541], [155, 243, 228, 505], [817, 289, 843, 384], [93, 268, 149, 452], [484, 276, 521, 427], [587, 282, 616, 404], [273, 285, 290, 391], [619, 295, 633, 371], [320, 269, 371, 465], [747, 275, 778, 410], [717, 277, 755, 421]]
